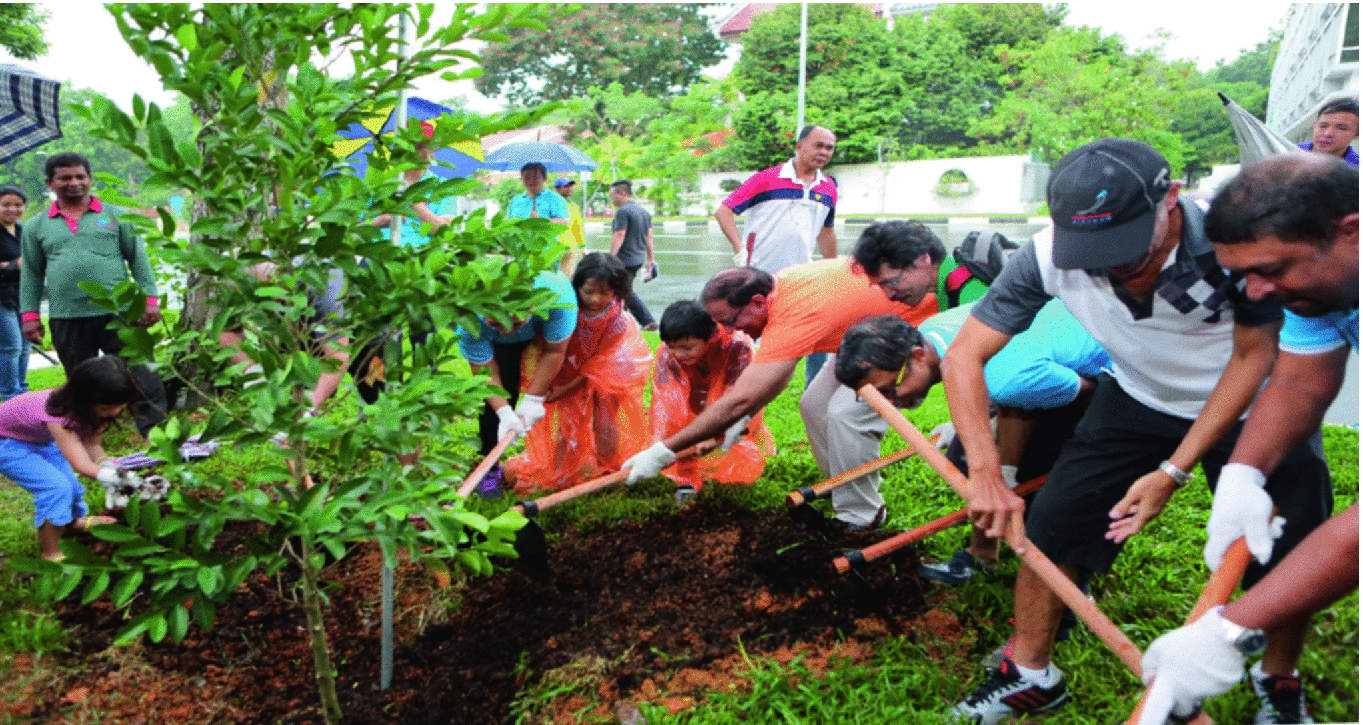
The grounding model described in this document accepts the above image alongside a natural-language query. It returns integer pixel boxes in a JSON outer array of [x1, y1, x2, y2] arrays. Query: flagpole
[[796, 2, 807, 134]]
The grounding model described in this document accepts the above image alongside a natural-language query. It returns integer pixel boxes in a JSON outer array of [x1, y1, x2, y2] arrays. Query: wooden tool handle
[[832, 474, 1048, 574], [858, 385, 973, 500], [457, 430, 519, 498], [786, 447, 917, 508], [512, 440, 716, 517]]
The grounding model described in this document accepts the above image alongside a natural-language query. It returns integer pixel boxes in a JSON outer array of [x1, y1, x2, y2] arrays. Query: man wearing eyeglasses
[[621, 221, 942, 531]]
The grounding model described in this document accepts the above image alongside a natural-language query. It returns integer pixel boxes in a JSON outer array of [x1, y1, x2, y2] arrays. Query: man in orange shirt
[[623, 221, 943, 528]]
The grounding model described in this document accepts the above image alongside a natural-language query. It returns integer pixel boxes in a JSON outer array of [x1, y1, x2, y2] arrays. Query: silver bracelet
[[1159, 459, 1192, 487]]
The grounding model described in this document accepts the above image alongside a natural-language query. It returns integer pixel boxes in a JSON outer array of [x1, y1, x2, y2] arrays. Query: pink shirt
[[0, 390, 64, 444]]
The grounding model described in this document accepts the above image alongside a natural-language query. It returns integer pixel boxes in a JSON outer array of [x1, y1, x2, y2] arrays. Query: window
[[1341, 3, 1359, 63]]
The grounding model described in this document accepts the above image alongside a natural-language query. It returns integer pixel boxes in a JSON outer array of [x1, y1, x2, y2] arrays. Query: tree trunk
[[300, 536, 344, 725]]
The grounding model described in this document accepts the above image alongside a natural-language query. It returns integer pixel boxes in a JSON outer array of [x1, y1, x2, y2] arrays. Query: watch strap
[[1160, 459, 1192, 487]]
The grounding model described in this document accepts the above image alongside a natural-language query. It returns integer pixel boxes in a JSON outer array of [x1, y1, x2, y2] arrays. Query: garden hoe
[[783, 435, 937, 531], [509, 440, 720, 574]]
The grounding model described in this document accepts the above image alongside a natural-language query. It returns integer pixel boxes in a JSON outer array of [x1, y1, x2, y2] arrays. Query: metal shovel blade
[[512, 517, 551, 575], [787, 502, 827, 531]]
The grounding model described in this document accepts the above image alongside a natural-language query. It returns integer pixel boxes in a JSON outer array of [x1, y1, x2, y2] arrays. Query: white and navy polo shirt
[[971, 198, 1283, 421], [722, 158, 837, 274]]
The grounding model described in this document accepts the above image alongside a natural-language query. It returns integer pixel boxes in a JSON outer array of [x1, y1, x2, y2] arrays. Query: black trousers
[[622, 265, 655, 327], [477, 339, 532, 456], [49, 315, 169, 438]]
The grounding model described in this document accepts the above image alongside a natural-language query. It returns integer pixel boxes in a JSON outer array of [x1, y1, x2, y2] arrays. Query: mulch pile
[[17, 502, 936, 724]]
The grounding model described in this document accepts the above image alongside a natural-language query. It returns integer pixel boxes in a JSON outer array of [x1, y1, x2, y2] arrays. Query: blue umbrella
[[335, 96, 484, 179], [483, 141, 600, 173], [0, 64, 61, 164]]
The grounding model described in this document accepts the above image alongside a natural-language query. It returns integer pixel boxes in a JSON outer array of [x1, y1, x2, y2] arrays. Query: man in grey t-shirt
[[609, 179, 656, 329]]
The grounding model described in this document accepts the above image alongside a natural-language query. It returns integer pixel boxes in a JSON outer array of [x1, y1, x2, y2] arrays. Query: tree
[[1170, 32, 1282, 182], [18, 5, 560, 724], [0, 4, 49, 60], [475, 4, 725, 107]]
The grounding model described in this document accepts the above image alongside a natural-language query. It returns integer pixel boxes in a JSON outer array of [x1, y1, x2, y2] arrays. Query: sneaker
[[920, 549, 993, 586], [674, 484, 697, 507], [953, 656, 1068, 725], [1250, 663, 1314, 723], [476, 465, 504, 499]]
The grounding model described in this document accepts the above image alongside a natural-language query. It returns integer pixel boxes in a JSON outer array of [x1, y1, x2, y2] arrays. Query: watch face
[[1237, 629, 1268, 657]]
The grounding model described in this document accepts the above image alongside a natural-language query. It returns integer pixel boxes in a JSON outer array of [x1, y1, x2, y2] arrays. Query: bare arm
[[816, 226, 838, 260], [645, 227, 655, 264], [1230, 346, 1349, 473], [994, 406, 1036, 469], [661, 359, 798, 451], [610, 229, 625, 256], [524, 339, 568, 398], [941, 316, 1021, 538], [714, 205, 742, 253], [49, 423, 105, 479], [474, 360, 510, 411]]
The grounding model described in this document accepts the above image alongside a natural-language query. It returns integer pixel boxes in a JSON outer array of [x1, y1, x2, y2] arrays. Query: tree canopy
[[0, 3, 49, 60]]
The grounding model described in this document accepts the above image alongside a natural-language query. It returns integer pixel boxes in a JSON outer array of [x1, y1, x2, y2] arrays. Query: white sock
[[1251, 661, 1298, 679], [1014, 662, 1057, 687]]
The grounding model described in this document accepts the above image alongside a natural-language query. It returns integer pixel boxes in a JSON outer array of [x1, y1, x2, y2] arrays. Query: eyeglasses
[[876, 267, 908, 291]]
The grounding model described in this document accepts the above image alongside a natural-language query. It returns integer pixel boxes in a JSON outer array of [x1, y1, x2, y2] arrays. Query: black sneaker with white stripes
[[953, 654, 1068, 725], [1250, 665, 1314, 724]]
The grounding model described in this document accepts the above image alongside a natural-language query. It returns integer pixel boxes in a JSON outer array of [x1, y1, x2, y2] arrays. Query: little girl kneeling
[[505, 253, 653, 494], [0, 356, 146, 560]]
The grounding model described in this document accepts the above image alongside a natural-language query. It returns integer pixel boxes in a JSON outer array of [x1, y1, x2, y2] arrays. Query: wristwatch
[[1159, 459, 1192, 487], [1213, 605, 1267, 656]]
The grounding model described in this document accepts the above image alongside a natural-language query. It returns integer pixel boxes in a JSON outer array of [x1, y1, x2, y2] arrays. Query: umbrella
[[483, 140, 599, 173], [1218, 91, 1305, 165], [334, 96, 484, 179], [0, 64, 61, 164]]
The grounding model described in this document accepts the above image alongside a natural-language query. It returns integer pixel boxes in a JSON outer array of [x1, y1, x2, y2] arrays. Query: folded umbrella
[[1218, 91, 1305, 165], [0, 64, 62, 164]]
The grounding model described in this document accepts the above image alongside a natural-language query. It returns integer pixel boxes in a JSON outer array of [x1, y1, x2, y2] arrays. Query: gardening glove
[[930, 421, 955, 452], [1000, 465, 1020, 490], [495, 404, 527, 441], [622, 441, 676, 485], [720, 414, 751, 453], [514, 394, 547, 432], [1138, 609, 1247, 725], [96, 464, 124, 487], [733, 251, 747, 267], [1204, 463, 1285, 571]]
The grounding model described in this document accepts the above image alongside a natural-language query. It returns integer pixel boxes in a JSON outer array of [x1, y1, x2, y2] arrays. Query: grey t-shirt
[[611, 200, 651, 268]]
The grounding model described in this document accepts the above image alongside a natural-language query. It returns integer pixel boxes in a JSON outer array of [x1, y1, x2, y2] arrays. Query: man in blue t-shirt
[[455, 270, 578, 494], [1295, 97, 1359, 168], [505, 163, 570, 222], [1136, 152, 1358, 724]]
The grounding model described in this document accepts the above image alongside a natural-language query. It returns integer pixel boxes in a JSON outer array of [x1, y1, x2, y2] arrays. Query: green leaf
[[196, 566, 220, 597], [111, 570, 145, 608], [148, 613, 168, 643], [80, 571, 111, 605], [169, 603, 189, 642], [175, 23, 197, 52], [191, 595, 216, 630], [91, 523, 143, 543], [54, 570, 84, 601], [141, 500, 162, 539]]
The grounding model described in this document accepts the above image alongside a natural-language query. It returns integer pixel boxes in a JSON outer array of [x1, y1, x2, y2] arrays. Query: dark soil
[[22, 502, 929, 724]]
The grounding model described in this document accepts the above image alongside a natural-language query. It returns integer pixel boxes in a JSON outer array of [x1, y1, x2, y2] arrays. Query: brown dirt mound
[[21, 502, 926, 724]]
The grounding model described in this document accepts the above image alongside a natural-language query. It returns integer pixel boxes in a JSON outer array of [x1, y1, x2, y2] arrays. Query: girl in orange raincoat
[[505, 253, 653, 494], [650, 300, 775, 505]]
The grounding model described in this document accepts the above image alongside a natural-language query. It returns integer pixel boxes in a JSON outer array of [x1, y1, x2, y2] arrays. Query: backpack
[[943, 230, 1019, 308]]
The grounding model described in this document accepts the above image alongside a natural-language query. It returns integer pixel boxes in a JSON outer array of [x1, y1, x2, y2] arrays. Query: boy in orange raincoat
[[505, 253, 653, 494], [650, 300, 775, 505]]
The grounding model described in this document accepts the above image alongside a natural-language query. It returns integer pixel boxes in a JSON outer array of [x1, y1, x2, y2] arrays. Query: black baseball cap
[[1047, 138, 1173, 269]]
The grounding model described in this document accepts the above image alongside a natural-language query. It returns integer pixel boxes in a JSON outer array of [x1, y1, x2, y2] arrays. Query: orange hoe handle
[[456, 430, 519, 498], [785, 436, 938, 508], [1124, 538, 1255, 725], [832, 473, 1048, 575], [512, 440, 718, 517]]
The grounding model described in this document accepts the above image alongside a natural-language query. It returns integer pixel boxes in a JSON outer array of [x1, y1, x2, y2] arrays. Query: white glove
[[930, 421, 956, 452], [622, 441, 677, 485], [514, 394, 547, 431], [733, 251, 747, 267], [721, 415, 751, 453], [1204, 463, 1286, 571], [1001, 465, 1020, 490], [1138, 609, 1247, 725], [495, 405, 527, 441], [96, 466, 123, 487]]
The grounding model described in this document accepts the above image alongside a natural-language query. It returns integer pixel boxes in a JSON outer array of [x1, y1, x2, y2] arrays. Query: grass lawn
[[0, 344, 1356, 724]]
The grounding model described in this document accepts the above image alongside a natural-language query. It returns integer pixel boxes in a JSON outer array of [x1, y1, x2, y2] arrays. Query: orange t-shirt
[[753, 258, 938, 364]]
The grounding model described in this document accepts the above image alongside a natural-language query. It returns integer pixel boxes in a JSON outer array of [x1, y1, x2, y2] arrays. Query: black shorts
[[1026, 374, 1332, 588]]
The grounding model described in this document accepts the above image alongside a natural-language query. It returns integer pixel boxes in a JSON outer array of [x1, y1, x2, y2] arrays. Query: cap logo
[[1071, 189, 1112, 225]]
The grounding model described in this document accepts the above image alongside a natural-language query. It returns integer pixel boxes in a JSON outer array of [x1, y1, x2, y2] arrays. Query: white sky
[[0, 1, 1294, 114]]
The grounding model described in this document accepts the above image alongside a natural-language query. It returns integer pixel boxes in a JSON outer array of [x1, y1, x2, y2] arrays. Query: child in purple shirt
[[0, 356, 146, 560]]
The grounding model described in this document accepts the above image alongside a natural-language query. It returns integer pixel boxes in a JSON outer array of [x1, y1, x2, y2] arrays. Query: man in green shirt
[[20, 152, 166, 435]]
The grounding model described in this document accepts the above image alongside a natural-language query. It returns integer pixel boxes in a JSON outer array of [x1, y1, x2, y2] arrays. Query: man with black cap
[[941, 138, 1331, 724]]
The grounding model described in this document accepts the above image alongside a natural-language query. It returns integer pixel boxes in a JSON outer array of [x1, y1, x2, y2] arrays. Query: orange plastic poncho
[[650, 328, 775, 491], [505, 300, 654, 494]]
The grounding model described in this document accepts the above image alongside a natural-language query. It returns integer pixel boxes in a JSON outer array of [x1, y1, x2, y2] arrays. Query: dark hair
[[659, 300, 717, 343], [44, 152, 92, 181], [46, 356, 146, 439], [834, 315, 924, 388], [573, 252, 632, 300], [610, 179, 633, 195], [700, 267, 775, 308], [0, 184, 26, 203], [852, 220, 947, 275], [797, 125, 832, 142], [1318, 97, 1359, 118], [520, 162, 547, 180], [1205, 154, 1359, 246]]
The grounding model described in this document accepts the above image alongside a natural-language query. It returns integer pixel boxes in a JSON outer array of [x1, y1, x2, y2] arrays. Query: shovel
[[456, 430, 519, 498], [510, 440, 719, 573], [832, 473, 1048, 575], [784, 435, 939, 529]]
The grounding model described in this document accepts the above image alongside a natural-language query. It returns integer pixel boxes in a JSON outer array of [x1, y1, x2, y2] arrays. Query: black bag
[[943, 231, 1019, 308]]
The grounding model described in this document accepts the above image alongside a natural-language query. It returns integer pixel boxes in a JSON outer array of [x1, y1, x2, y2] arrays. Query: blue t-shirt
[[505, 190, 570, 220], [381, 171, 458, 248], [456, 271, 578, 365], [1296, 141, 1359, 168], [920, 299, 1112, 410], [1279, 308, 1359, 355]]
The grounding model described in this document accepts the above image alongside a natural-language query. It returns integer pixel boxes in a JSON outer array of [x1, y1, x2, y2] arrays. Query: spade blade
[[788, 502, 827, 531], [512, 517, 551, 575]]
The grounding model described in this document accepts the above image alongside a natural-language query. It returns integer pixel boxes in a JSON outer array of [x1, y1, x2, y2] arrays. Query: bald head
[[1206, 153, 1357, 245]]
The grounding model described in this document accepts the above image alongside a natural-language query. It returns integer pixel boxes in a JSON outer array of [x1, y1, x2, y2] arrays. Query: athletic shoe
[[919, 549, 992, 585], [953, 655, 1068, 725], [476, 464, 504, 499], [674, 484, 697, 507], [1250, 663, 1314, 723]]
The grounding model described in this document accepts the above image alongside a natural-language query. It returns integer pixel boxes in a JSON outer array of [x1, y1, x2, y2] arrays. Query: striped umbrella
[[483, 141, 599, 172], [0, 64, 61, 164], [333, 96, 484, 179]]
